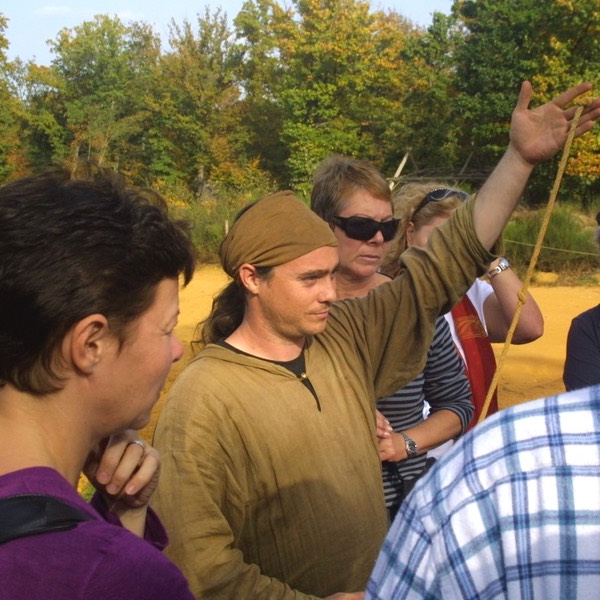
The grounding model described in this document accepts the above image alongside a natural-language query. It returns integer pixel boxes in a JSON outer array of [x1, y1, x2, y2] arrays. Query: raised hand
[[509, 81, 600, 166]]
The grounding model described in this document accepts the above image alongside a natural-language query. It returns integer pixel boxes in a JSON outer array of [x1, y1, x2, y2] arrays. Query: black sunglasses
[[412, 188, 469, 218], [330, 215, 400, 242]]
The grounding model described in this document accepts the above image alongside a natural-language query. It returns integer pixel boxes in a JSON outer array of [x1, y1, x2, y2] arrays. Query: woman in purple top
[[0, 166, 197, 599]]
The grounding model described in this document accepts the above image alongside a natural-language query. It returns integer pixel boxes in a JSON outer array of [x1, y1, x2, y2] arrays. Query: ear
[[238, 263, 260, 296], [406, 222, 416, 247], [65, 314, 112, 375]]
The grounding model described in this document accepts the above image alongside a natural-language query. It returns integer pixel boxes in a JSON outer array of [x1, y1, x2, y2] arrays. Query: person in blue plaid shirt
[[366, 387, 600, 599]]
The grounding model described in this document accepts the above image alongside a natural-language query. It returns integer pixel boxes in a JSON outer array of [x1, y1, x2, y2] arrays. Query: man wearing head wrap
[[220, 190, 339, 277], [153, 83, 600, 599]]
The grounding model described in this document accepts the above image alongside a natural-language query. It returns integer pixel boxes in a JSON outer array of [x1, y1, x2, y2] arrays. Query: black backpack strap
[[0, 494, 94, 545]]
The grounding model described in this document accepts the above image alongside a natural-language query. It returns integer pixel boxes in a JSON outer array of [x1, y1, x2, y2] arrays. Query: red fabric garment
[[451, 295, 499, 430]]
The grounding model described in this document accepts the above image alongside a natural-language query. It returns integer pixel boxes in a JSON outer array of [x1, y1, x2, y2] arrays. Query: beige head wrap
[[220, 190, 338, 277]]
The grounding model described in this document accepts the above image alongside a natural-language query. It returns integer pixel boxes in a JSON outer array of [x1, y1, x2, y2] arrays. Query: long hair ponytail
[[195, 280, 247, 348]]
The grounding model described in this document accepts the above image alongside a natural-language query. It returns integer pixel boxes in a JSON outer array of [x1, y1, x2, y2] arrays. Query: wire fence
[[505, 239, 600, 258]]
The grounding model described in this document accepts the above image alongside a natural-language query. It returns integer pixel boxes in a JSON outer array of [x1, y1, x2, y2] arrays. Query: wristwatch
[[399, 432, 419, 458], [487, 257, 511, 280]]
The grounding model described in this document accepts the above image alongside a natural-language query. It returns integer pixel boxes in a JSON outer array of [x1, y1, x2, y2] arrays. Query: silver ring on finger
[[130, 439, 146, 452]]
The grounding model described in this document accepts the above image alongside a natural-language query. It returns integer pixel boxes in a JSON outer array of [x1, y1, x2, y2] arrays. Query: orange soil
[[140, 266, 600, 441]]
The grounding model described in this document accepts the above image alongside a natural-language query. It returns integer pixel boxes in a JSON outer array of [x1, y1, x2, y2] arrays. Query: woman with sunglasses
[[382, 183, 544, 439], [311, 155, 474, 521]]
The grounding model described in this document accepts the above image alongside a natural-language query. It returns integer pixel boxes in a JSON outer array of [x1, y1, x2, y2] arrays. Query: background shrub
[[504, 204, 600, 274]]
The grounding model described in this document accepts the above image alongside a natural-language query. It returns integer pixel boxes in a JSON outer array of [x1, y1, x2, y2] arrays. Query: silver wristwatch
[[399, 431, 418, 458], [487, 256, 510, 280]]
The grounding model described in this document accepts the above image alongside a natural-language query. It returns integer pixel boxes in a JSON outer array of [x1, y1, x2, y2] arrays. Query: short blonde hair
[[311, 154, 392, 223], [380, 182, 468, 277]]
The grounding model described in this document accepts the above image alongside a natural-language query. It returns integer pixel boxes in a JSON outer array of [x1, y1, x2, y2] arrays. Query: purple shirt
[[0, 466, 194, 600]]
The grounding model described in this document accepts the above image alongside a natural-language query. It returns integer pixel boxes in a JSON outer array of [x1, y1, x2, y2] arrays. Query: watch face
[[401, 432, 418, 456]]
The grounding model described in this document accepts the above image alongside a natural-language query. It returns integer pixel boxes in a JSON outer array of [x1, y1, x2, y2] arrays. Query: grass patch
[[504, 204, 600, 276]]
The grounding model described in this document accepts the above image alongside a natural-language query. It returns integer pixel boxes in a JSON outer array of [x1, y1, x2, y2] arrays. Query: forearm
[[407, 410, 463, 453], [112, 504, 148, 538], [90, 492, 166, 546], [473, 145, 535, 250], [385, 411, 463, 461], [485, 265, 544, 343]]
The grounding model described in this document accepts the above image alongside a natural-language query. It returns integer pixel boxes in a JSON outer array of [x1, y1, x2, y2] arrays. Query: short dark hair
[[0, 166, 196, 394]]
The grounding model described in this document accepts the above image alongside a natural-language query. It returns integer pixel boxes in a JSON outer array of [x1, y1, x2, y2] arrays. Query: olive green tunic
[[153, 198, 496, 599]]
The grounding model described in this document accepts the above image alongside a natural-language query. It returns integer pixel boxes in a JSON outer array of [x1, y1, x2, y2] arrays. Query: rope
[[477, 104, 585, 424], [505, 239, 599, 258]]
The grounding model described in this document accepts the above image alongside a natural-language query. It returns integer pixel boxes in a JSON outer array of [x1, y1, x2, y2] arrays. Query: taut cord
[[478, 104, 585, 423]]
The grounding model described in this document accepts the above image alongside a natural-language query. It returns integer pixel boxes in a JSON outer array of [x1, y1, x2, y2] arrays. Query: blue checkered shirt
[[366, 385, 600, 599]]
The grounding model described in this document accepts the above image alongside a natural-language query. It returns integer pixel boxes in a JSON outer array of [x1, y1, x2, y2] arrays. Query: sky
[[3, 0, 453, 66]]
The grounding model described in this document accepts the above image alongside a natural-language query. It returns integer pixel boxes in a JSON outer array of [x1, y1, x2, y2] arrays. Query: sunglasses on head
[[412, 188, 469, 218], [330, 215, 400, 242]]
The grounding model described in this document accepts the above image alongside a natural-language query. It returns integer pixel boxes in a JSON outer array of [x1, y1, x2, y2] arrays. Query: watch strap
[[399, 431, 418, 457], [487, 257, 510, 280]]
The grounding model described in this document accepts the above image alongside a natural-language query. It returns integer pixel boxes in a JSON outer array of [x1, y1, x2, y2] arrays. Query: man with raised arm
[[153, 82, 600, 599]]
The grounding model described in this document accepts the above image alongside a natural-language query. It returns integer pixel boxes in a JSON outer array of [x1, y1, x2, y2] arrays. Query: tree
[[234, 0, 421, 193], [451, 0, 600, 201], [384, 11, 467, 180], [233, 0, 289, 184], [0, 14, 30, 181], [156, 8, 272, 203], [39, 15, 162, 178]]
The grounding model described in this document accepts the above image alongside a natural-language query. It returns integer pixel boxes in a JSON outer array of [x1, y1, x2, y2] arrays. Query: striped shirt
[[377, 317, 473, 509], [366, 386, 600, 599]]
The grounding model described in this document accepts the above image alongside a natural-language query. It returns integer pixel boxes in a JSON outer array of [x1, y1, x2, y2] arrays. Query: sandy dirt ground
[[140, 265, 600, 440]]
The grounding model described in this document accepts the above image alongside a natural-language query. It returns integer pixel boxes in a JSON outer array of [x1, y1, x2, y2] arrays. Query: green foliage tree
[[14, 62, 71, 169], [283, 0, 421, 192], [157, 8, 271, 206], [391, 11, 466, 178], [28, 15, 162, 179], [234, 0, 423, 194], [232, 0, 288, 183], [3, 0, 599, 228], [158, 10, 237, 187], [451, 0, 600, 203], [0, 14, 30, 181]]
